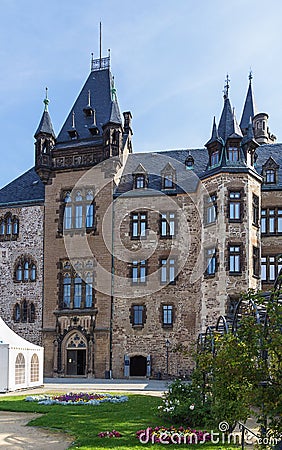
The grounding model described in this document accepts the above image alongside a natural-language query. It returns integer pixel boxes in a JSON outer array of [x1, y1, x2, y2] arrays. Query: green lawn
[[0, 394, 239, 449]]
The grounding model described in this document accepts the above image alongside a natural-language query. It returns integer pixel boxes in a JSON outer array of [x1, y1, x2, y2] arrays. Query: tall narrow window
[[6, 217, 12, 235], [261, 209, 266, 233], [206, 248, 217, 276], [0, 220, 4, 235], [162, 305, 173, 326], [211, 150, 219, 166], [30, 265, 36, 281], [131, 212, 147, 239], [13, 219, 19, 235], [24, 262, 29, 281], [29, 303, 35, 322], [75, 192, 83, 229], [160, 258, 176, 284], [86, 191, 94, 229], [16, 265, 23, 281], [229, 245, 241, 273], [160, 213, 175, 237], [229, 191, 242, 221], [163, 174, 174, 189], [265, 169, 275, 184], [74, 275, 82, 308], [63, 274, 71, 308], [253, 246, 260, 277], [64, 192, 72, 229], [15, 353, 25, 385], [22, 300, 28, 322], [14, 303, 21, 322], [252, 194, 259, 227], [85, 273, 93, 308]]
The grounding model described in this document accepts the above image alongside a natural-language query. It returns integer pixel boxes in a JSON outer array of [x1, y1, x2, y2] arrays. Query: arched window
[[74, 275, 82, 308], [86, 191, 94, 228], [24, 262, 29, 280], [16, 264, 23, 281], [29, 303, 36, 322], [30, 354, 39, 382], [30, 265, 36, 281], [75, 192, 83, 229], [6, 216, 12, 235], [14, 303, 21, 322], [0, 220, 5, 235], [22, 300, 28, 322], [63, 273, 71, 308], [15, 353, 25, 385], [13, 218, 19, 235]]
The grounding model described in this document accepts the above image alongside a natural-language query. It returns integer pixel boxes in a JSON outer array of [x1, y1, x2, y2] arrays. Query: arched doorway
[[130, 355, 147, 376], [65, 332, 87, 376]]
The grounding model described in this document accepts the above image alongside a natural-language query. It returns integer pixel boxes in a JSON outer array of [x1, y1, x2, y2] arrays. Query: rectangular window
[[86, 204, 94, 228], [160, 258, 176, 284], [162, 305, 173, 326], [229, 191, 242, 221], [75, 205, 83, 229], [163, 174, 174, 189], [64, 205, 72, 229], [211, 151, 219, 166], [133, 305, 144, 325], [265, 169, 276, 184], [205, 194, 217, 224], [253, 246, 260, 277], [135, 175, 145, 189], [261, 208, 282, 234], [229, 245, 241, 274], [261, 255, 282, 283], [228, 147, 240, 162], [252, 194, 259, 227], [132, 260, 147, 283], [131, 212, 147, 239], [206, 248, 217, 276], [160, 212, 175, 237]]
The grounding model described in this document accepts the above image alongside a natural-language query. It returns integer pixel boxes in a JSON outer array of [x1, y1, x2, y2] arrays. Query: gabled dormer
[[205, 117, 223, 169], [161, 162, 176, 190], [34, 88, 55, 184], [262, 156, 279, 185], [132, 163, 148, 189], [241, 117, 259, 167]]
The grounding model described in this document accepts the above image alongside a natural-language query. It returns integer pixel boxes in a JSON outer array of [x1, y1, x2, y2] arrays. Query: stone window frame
[[0, 212, 19, 241], [261, 207, 282, 235], [160, 256, 177, 285], [228, 243, 242, 275], [14, 255, 37, 283], [252, 194, 260, 228], [227, 146, 240, 162], [261, 254, 282, 284], [204, 246, 218, 277], [129, 303, 147, 328], [161, 164, 176, 191], [253, 246, 260, 278], [59, 259, 95, 310], [130, 211, 148, 240], [228, 189, 244, 223], [13, 300, 36, 323], [59, 187, 96, 235], [204, 193, 217, 226], [130, 260, 148, 285], [160, 303, 174, 328], [159, 211, 176, 238]]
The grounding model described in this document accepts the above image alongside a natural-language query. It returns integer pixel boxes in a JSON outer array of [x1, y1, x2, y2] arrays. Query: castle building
[[0, 56, 281, 379]]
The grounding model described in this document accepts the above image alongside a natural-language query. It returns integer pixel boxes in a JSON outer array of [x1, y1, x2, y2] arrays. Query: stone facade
[[0, 205, 44, 345]]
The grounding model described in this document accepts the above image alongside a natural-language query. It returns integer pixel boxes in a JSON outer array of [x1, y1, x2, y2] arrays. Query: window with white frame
[[160, 212, 175, 237], [160, 258, 176, 284]]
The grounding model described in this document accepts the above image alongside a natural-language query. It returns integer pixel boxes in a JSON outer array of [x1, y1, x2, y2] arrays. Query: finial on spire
[[43, 87, 49, 112], [111, 76, 117, 102], [223, 73, 230, 99], [249, 68, 253, 82]]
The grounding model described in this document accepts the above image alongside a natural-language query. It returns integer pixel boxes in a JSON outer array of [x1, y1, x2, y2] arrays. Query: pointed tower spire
[[240, 71, 257, 132], [34, 88, 55, 138], [218, 77, 242, 142], [205, 117, 221, 145]]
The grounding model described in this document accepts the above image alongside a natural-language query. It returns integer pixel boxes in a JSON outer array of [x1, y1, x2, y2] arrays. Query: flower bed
[[98, 430, 122, 438], [25, 392, 128, 406], [136, 426, 211, 445]]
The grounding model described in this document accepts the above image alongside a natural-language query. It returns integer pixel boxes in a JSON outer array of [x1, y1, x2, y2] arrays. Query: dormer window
[[163, 174, 174, 189], [185, 154, 194, 170], [265, 169, 276, 184], [228, 146, 240, 162], [210, 150, 219, 166], [135, 175, 145, 189]]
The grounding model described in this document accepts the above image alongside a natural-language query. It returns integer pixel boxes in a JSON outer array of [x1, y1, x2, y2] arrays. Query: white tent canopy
[[0, 317, 44, 392]]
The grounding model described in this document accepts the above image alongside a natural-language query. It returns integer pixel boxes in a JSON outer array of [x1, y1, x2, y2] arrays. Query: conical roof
[[218, 97, 242, 142], [34, 110, 55, 138], [240, 77, 257, 131]]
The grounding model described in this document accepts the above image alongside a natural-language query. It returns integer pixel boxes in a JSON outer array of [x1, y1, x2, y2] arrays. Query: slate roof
[[218, 97, 242, 142], [0, 168, 45, 207], [56, 68, 122, 145], [240, 80, 257, 131], [34, 110, 55, 138], [256, 143, 282, 190]]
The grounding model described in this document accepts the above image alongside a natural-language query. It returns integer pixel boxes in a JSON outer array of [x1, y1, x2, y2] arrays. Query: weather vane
[[223, 73, 230, 99]]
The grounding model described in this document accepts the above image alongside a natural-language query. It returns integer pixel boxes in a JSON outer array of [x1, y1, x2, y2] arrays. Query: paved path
[[0, 411, 73, 449]]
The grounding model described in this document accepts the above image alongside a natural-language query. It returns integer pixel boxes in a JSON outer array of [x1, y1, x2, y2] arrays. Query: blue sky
[[1, 0, 282, 188]]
